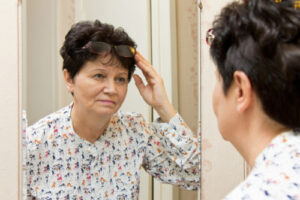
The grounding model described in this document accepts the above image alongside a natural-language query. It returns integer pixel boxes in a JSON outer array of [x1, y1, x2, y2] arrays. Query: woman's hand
[[133, 51, 176, 122]]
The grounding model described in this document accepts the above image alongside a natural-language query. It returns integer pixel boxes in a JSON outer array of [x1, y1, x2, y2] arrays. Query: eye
[[116, 77, 127, 83], [94, 73, 104, 79]]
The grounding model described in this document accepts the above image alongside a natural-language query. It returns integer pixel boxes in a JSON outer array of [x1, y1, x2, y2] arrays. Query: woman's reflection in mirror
[[24, 20, 200, 199]]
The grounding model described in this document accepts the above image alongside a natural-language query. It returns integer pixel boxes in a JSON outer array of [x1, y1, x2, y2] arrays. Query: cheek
[[86, 85, 102, 97], [119, 85, 128, 100], [212, 85, 219, 116]]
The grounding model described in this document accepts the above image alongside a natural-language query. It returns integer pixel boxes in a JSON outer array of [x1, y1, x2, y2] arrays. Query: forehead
[[83, 55, 128, 74]]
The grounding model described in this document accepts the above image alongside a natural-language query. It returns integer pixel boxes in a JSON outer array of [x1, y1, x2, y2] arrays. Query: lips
[[98, 99, 116, 105]]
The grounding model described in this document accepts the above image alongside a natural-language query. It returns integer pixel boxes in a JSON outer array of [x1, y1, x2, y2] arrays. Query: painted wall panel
[[0, 0, 21, 199]]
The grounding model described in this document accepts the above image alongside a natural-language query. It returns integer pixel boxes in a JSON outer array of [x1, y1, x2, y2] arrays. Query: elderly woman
[[24, 20, 199, 199], [209, 0, 300, 199]]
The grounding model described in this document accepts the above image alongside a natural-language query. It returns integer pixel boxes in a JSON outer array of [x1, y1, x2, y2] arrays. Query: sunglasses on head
[[82, 41, 136, 58], [206, 28, 215, 46]]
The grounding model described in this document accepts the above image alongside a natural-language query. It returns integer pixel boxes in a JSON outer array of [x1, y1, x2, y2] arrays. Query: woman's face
[[68, 57, 129, 117]]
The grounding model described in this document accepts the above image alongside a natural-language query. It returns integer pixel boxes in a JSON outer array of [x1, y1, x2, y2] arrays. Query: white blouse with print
[[24, 104, 200, 200], [224, 130, 300, 200]]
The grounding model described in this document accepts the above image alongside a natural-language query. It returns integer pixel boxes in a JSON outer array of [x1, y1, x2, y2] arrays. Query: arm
[[142, 113, 200, 190], [134, 52, 200, 189]]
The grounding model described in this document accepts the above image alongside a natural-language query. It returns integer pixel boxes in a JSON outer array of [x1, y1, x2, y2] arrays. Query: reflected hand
[[133, 52, 176, 122]]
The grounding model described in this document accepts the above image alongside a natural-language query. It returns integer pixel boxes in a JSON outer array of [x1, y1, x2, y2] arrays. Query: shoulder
[[113, 111, 150, 138], [265, 131, 300, 175], [115, 110, 146, 125], [225, 164, 300, 200], [229, 132, 300, 199], [26, 105, 71, 149]]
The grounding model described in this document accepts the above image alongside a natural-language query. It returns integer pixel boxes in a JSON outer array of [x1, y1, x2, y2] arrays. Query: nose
[[103, 79, 117, 94]]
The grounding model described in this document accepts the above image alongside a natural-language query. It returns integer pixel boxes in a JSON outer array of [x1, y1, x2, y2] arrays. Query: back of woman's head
[[210, 0, 300, 129], [60, 20, 137, 81]]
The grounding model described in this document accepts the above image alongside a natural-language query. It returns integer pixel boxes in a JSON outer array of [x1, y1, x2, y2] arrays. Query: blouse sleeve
[[142, 113, 200, 190]]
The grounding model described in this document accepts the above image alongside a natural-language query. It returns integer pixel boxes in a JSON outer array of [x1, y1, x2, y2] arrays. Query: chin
[[95, 108, 117, 116]]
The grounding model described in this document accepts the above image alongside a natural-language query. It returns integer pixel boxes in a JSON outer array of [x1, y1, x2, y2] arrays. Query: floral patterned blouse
[[24, 104, 200, 200], [224, 130, 300, 200]]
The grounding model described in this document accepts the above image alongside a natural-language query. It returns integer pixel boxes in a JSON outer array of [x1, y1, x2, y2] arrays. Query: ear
[[232, 71, 253, 113], [63, 69, 74, 94]]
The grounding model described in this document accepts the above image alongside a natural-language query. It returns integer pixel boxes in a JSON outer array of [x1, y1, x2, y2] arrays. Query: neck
[[230, 113, 288, 169], [71, 103, 112, 143]]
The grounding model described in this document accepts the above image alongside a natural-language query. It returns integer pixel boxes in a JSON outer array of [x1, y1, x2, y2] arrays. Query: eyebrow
[[91, 68, 128, 76], [118, 72, 129, 76]]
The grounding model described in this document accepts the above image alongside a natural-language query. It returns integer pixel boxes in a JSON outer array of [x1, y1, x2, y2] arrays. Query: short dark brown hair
[[210, 0, 300, 129], [60, 20, 137, 81]]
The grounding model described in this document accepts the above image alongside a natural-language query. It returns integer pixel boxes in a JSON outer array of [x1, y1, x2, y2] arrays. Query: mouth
[[97, 100, 116, 105]]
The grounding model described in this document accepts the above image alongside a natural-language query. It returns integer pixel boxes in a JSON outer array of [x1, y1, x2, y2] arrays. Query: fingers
[[134, 51, 158, 78], [134, 51, 151, 65], [133, 74, 146, 93]]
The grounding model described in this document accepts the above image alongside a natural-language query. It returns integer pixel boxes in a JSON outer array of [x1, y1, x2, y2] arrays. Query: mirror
[[22, 0, 200, 199]]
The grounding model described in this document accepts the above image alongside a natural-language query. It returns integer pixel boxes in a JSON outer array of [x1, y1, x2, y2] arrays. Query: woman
[[24, 20, 199, 199], [208, 0, 300, 199]]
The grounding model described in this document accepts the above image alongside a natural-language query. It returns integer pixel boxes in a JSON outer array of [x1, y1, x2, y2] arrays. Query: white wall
[[0, 0, 22, 199], [25, 0, 59, 125]]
